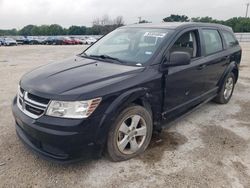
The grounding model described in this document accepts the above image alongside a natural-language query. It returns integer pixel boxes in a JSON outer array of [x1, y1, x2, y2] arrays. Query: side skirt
[[161, 88, 218, 129]]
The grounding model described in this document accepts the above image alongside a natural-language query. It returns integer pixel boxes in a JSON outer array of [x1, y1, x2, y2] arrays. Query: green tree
[[190, 16, 250, 32], [191, 16, 223, 24], [39, 25, 50, 36], [163, 14, 189, 22], [3, 15, 250, 36], [19, 25, 36, 36], [233, 18, 250, 32], [0, 29, 18, 36], [68, 25, 86, 35], [31, 26, 40, 35], [223, 17, 250, 32], [48, 24, 64, 35]]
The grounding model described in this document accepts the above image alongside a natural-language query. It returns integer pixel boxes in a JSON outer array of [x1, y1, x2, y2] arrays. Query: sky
[[0, 0, 248, 29]]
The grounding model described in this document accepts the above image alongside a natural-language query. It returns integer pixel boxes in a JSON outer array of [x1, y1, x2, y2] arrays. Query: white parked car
[[84, 37, 97, 45], [3, 38, 17, 46]]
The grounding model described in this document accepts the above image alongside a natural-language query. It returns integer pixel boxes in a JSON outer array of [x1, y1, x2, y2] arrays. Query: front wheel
[[107, 105, 153, 161], [214, 72, 235, 104]]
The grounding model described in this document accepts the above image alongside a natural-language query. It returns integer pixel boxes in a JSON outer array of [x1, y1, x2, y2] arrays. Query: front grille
[[26, 104, 44, 115], [27, 93, 50, 105], [17, 86, 50, 119]]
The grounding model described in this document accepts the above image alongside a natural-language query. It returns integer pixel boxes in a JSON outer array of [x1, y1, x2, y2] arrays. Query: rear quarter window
[[221, 30, 239, 48], [201, 29, 223, 55]]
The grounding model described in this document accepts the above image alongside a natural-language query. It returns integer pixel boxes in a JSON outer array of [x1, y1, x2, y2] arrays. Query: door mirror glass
[[167, 51, 191, 66]]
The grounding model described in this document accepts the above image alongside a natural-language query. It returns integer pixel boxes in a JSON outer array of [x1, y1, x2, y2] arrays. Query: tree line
[[163, 14, 250, 32], [0, 15, 125, 36], [1, 14, 250, 36]]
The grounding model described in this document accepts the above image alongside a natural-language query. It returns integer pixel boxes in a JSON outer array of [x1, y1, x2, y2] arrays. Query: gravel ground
[[0, 44, 250, 188]]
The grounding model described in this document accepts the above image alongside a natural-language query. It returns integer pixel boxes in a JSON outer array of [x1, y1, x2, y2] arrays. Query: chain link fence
[[235, 33, 250, 42]]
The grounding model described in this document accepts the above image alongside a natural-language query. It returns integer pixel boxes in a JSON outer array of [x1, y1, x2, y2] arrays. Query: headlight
[[46, 98, 101, 119]]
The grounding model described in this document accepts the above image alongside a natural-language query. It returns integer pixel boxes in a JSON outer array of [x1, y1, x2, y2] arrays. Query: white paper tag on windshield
[[144, 32, 167, 38], [145, 51, 152, 55]]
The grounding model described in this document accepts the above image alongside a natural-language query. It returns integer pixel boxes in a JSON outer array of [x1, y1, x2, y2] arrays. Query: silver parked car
[[2, 38, 17, 46]]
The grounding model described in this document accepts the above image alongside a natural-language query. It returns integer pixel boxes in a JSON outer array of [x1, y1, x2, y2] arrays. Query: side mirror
[[167, 51, 191, 66]]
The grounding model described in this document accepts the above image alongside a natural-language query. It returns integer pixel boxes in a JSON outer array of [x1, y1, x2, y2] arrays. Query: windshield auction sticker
[[144, 32, 167, 38]]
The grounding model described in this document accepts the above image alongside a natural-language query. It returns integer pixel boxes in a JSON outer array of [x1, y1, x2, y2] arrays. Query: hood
[[20, 56, 144, 100]]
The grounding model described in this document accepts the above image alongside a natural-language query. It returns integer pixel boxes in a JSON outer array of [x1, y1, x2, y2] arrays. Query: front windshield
[[84, 28, 169, 65]]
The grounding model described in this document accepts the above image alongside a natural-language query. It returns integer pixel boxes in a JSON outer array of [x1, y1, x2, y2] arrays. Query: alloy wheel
[[224, 77, 234, 100], [116, 115, 147, 155]]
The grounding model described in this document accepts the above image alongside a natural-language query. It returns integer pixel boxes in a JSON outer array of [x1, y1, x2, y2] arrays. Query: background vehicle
[[25, 36, 37, 44], [24, 36, 45, 45], [2, 37, 17, 46], [45, 36, 76, 45], [34, 36, 47, 44], [12, 23, 241, 162], [45, 36, 57, 45], [14, 36, 26, 45], [70, 37, 84, 44], [50, 36, 64, 45], [84, 36, 97, 44], [0, 35, 100, 46], [61, 37, 76, 45]]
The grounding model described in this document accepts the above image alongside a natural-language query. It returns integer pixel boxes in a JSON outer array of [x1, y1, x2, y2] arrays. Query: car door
[[198, 28, 229, 93], [162, 28, 209, 119]]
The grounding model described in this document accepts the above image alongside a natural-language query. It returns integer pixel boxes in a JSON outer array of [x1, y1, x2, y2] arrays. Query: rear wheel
[[107, 105, 153, 161], [214, 72, 235, 104]]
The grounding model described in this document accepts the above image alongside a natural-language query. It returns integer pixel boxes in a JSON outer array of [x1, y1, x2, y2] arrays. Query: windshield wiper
[[89, 54, 125, 64], [78, 52, 88, 57]]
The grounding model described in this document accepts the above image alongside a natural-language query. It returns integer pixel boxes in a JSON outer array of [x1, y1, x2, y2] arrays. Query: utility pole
[[138, 17, 142, 23], [245, 3, 250, 18]]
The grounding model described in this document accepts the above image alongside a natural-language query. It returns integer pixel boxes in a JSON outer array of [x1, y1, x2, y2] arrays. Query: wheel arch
[[232, 67, 239, 83], [218, 61, 238, 92], [94, 87, 155, 146], [131, 97, 152, 117]]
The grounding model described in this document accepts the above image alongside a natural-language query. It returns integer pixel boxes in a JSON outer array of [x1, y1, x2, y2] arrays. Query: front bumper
[[12, 97, 103, 163]]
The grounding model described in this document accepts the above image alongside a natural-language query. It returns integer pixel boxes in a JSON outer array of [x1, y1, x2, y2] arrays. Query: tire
[[107, 105, 153, 161], [214, 72, 235, 104]]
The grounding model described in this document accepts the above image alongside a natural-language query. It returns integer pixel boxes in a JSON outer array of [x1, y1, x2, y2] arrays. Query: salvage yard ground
[[0, 44, 250, 188]]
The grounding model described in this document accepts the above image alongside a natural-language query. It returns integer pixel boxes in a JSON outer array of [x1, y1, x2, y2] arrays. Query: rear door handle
[[223, 55, 230, 61], [197, 64, 206, 70]]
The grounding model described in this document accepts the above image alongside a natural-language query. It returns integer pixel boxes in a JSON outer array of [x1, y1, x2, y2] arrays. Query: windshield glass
[[84, 28, 169, 65]]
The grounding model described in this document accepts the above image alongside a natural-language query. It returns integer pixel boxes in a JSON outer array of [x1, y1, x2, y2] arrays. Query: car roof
[[122, 22, 232, 32]]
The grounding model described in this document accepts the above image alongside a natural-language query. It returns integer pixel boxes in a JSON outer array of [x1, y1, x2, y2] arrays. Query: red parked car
[[70, 37, 83, 45], [62, 37, 75, 45]]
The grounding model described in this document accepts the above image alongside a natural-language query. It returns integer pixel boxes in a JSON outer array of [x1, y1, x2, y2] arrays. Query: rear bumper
[[12, 97, 103, 163]]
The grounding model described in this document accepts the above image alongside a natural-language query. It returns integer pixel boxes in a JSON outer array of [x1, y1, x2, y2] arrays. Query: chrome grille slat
[[18, 85, 24, 97], [24, 101, 46, 110], [24, 92, 47, 108], [17, 87, 49, 119]]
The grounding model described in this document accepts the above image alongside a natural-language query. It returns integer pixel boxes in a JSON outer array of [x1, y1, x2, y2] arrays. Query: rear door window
[[201, 29, 223, 55], [221, 30, 239, 48]]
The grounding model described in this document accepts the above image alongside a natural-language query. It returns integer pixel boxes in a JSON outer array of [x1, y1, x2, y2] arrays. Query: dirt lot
[[0, 44, 250, 188]]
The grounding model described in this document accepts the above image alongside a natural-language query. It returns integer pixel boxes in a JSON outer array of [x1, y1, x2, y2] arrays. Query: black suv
[[12, 22, 241, 162]]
